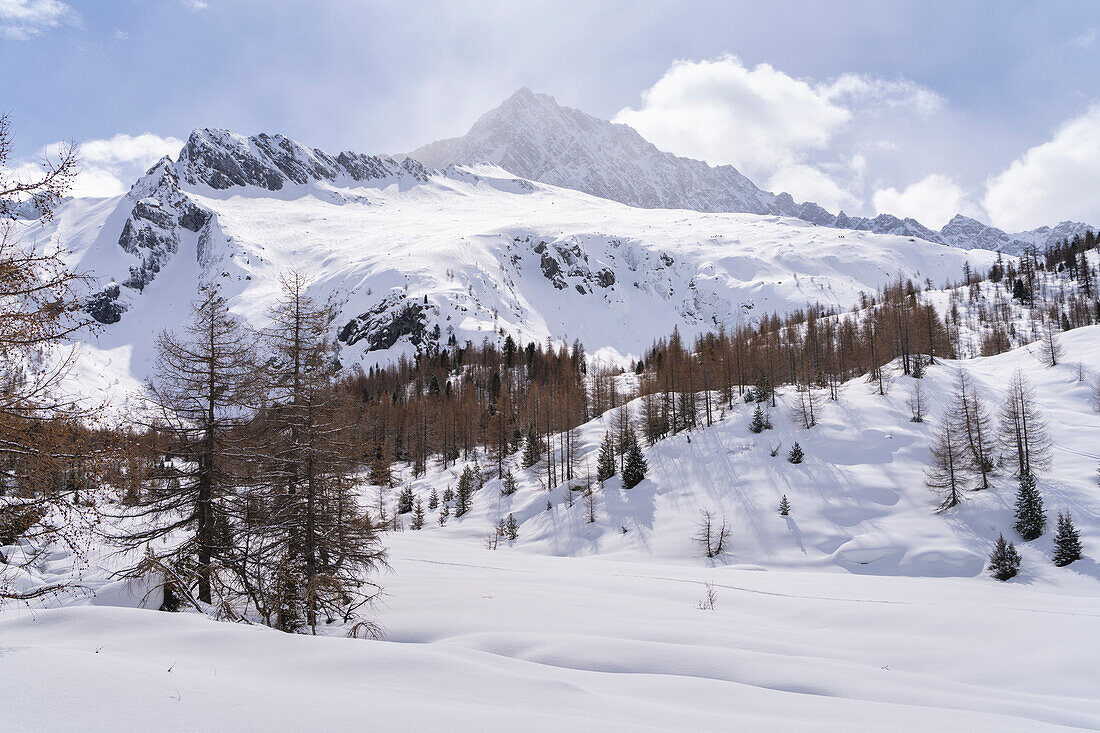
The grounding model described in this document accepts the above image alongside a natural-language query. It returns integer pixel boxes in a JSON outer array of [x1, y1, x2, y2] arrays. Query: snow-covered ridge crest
[[412, 88, 1094, 253], [179, 127, 429, 192]]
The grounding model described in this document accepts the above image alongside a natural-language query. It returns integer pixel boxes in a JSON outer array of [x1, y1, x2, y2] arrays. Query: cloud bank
[[615, 54, 1097, 232]]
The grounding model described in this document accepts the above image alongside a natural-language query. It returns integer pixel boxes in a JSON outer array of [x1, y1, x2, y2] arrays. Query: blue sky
[[3, 0, 1100, 230]]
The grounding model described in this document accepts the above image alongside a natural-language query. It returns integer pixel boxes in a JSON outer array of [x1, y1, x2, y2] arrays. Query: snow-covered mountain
[[411, 89, 1093, 253], [936, 214, 1093, 255], [412, 88, 779, 215], [18, 126, 997, 394]]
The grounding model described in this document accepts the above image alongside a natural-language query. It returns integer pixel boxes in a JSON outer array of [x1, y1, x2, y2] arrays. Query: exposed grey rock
[[84, 283, 126, 325], [338, 295, 427, 351], [178, 128, 428, 191]]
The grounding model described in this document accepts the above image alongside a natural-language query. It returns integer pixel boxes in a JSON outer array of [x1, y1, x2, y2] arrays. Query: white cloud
[[0, 0, 77, 40], [872, 174, 971, 229], [112, 28, 128, 41], [180, 0, 208, 11], [983, 105, 1100, 231], [1071, 28, 1096, 48], [13, 133, 184, 199], [612, 56, 948, 218], [822, 73, 944, 115], [613, 55, 850, 179], [769, 164, 860, 213]]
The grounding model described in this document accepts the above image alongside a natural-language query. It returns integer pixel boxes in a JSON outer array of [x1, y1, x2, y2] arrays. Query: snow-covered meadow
[[3, 327, 1099, 732]]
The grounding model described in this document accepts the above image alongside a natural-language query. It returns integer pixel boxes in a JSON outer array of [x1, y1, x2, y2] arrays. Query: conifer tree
[[501, 469, 518, 496], [997, 370, 1052, 477], [521, 424, 542, 468], [252, 273, 385, 634], [504, 513, 519, 540], [621, 435, 648, 489], [749, 404, 766, 434], [410, 499, 426, 530], [953, 369, 994, 490], [397, 486, 415, 514], [926, 411, 970, 511], [1013, 472, 1046, 540], [123, 283, 262, 608], [988, 533, 1021, 581], [428, 488, 439, 510], [442, 486, 454, 504], [455, 464, 477, 517], [911, 356, 925, 378], [778, 495, 791, 516], [438, 504, 449, 525], [596, 431, 616, 482], [1052, 512, 1082, 566], [787, 442, 804, 464]]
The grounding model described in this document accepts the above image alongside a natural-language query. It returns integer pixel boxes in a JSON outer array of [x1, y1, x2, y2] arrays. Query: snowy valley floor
[[2, 537, 1099, 731], [3, 330, 1100, 731]]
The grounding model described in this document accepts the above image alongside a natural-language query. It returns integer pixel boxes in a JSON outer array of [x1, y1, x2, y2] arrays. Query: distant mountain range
[[412, 88, 1093, 254]]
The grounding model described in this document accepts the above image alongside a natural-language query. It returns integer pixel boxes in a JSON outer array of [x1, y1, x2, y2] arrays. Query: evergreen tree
[[1052, 512, 1082, 566], [749, 404, 766, 434], [521, 424, 542, 468], [504, 513, 519, 540], [501, 469, 518, 496], [621, 435, 648, 489], [396, 486, 415, 514], [778, 495, 791, 516], [911, 356, 925, 378], [787, 442, 804, 464], [455, 465, 477, 517], [1013, 472, 1046, 540], [410, 499, 426, 530], [438, 503, 449, 526], [442, 486, 454, 504], [988, 533, 1021, 581], [596, 431, 616, 482], [428, 488, 439, 510]]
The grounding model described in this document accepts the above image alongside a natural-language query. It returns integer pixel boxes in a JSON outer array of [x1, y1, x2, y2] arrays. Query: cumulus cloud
[[0, 0, 78, 40], [983, 105, 1100, 232], [872, 174, 973, 229], [12, 133, 184, 199], [613, 55, 946, 215], [613, 56, 849, 179]]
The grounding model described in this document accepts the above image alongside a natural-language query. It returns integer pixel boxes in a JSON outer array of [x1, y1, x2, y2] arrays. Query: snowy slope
[[371, 327, 1100, 583], [2, 331, 1099, 731], [18, 131, 998, 388]]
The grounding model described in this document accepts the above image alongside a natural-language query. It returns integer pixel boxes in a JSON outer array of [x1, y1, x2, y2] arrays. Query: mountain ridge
[[411, 88, 1093, 254]]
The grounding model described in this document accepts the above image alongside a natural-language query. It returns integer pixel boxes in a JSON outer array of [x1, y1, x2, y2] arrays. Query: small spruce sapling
[[410, 499, 426, 530], [1052, 512, 1082, 566], [621, 435, 648, 489], [778, 495, 791, 516], [501, 470, 518, 496], [428, 488, 439, 510], [988, 533, 1021, 581], [504, 513, 519, 541], [596, 431, 616, 482], [788, 442, 804, 464], [1014, 472, 1046, 540], [749, 404, 766, 434], [397, 486, 415, 514]]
